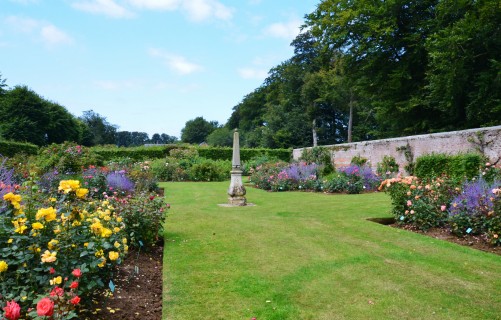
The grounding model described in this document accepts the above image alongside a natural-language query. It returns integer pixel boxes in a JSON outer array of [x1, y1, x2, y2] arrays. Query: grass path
[[161, 182, 501, 320]]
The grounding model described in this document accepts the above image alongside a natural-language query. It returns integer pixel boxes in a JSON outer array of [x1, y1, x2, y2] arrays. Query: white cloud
[[4, 16, 74, 47], [71, 0, 134, 18], [40, 25, 73, 45], [149, 48, 203, 75], [127, 0, 179, 10], [129, 0, 233, 22], [237, 67, 268, 80], [4, 16, 39, 33], [263, 17, 302, 40]]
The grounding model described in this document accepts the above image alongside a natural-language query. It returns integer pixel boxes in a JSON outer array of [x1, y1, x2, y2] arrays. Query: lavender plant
[[106, 171, 135, 194], [0, 157, 16, 199], [449, 177, 500, 236]]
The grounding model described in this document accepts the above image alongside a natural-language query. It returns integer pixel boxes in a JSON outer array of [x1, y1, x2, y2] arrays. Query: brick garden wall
[[292, 126, 501, 173]]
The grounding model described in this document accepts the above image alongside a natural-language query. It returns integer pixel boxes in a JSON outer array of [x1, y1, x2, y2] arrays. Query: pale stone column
[[227, 129, 247, 206]]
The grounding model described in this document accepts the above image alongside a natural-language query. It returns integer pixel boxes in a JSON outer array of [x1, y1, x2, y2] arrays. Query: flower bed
[[0, 154, 169, 319], [378, 163, 501, 246]]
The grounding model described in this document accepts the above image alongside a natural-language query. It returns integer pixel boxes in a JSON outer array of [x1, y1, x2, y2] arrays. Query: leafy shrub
[[414, 153, 483, 180], [242, 155, 280, 176], [187, 158, 231, 182], [109, 192, 169, 249], [35, 142, 103, 175], [350, 155, 368, 167], [376, 155, 399, 178], [299, 146, 333, 176], [379, 176, 459, 230], [323, 173, 349, 193]]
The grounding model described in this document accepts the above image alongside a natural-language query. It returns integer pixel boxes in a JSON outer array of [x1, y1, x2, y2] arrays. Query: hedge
[[91, 145, 291, 162], [0, 140, 39, 157], [198, 147, 291, 162], [414, 152, 483, 180], [91, 144, 184, 161]]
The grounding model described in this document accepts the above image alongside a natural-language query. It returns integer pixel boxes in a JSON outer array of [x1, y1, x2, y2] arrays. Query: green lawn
[[161, 182, 501, 320]]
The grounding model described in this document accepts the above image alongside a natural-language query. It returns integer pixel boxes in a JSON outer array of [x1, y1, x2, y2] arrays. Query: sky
[[1, 0, 319, 139]]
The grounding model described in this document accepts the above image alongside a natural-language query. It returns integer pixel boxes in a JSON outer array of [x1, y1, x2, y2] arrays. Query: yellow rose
[[108, 251, 119, 261], [48, 239, 59, 250], [32, 222, 44, 230], [116, 217, 123, 223], [41, 250, 57, 263], [98, 258, 106, 267], [95, 249, 104, 257], [114, 241, 121, 248], [113, 227, 121, 233], [0, 260, 8, 273], [58, 180, 81, 193], [90, 221, 103, 235], [49, 197, 57, 202], [7, 239, 13, 244], [101, 228, 112, 238], [76, 188, 89, 198], [36, 207, 57, 222], [50, 276, 62, 285]]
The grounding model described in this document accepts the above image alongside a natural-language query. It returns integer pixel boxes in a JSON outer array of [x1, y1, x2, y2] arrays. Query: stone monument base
[[228, 196, 247, 206]]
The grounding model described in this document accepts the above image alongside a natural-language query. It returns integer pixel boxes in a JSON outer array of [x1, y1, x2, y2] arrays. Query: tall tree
[[79, 110, 118, 146], [181, 117, 218, 144], [0, 86, 50, 145]]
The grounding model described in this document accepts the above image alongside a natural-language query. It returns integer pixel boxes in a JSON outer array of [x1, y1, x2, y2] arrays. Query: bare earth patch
[[83, 244, 163, 320]]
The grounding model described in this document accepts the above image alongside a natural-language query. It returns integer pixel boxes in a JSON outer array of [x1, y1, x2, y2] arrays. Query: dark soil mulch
[[399, 224, 501, 255], [368, 217, 500, 255], [82, 244, 163, 319]]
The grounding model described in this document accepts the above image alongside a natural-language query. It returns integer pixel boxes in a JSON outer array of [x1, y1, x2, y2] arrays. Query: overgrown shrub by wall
[[414, 153, 483, 180]]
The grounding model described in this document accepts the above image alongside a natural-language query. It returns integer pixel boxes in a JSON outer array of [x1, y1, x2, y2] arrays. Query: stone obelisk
[[227, 129, 247, 206]]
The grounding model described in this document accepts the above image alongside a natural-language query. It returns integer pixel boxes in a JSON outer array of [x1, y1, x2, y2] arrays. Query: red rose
[[50, 286, 64, 297], [49, 267, 55, 274], [36, 297, 54, 317], [72, 268, 82, 278], [70, 296, 81, 305], [3, 300, 21, 320], [70, 281, 79, 289]]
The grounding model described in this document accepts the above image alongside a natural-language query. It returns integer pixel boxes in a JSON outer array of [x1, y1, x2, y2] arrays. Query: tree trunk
[[312, 118, 318, 147], [348, 90, 354, 143]]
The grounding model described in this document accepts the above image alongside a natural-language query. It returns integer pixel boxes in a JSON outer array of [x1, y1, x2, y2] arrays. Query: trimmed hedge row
[[414, 152, 483, 180], [0, 140, 39, 157], [198, 147, 291, 162], [91, 144, 182, 161], [91, 145, 291, 162]]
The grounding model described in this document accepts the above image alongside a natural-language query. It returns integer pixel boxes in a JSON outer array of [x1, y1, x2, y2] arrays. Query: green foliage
[[78, 110, 117, 146], [206, 127, 233, 147], [35, 142, 103, 175], [187, 158, 230, 182], [299, 146, 334, 176], [92, 144, 181, 162], [198, 147, 291, 162], [414, 153, 483, 180], [350, 155, 368, 167], [0, 140, 38, 157], [112, 192, 168, 249], [377, 156, 399, 178], [181, 117, 219, 144]]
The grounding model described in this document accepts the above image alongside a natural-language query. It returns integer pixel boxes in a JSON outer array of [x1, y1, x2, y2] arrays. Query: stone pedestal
[[227, 129, 247, 206]]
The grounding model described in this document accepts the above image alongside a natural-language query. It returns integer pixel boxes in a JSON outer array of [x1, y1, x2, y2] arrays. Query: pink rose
[[72, 268, 82, 278], [3, 300, 21, 320], [440, 205, 446, 212], [36, 298, 54, 317]]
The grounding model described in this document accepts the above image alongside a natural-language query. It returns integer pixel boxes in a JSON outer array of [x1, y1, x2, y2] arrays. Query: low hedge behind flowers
[[0, 179, 129, 319]]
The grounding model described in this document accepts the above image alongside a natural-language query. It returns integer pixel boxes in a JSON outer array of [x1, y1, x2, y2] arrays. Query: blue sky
[[1, 0, 318, 138]]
